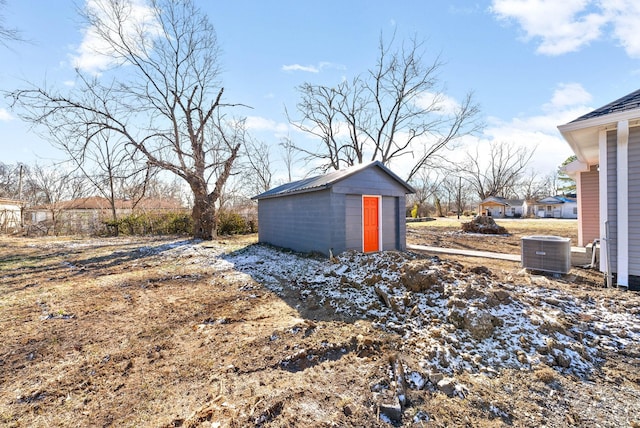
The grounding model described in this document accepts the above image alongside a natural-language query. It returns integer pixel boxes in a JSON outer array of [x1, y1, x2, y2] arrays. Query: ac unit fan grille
[[521, 235, 571, 274]]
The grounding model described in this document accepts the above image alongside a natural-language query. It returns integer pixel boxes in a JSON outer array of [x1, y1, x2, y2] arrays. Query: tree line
[[2, 0, 573, 239]]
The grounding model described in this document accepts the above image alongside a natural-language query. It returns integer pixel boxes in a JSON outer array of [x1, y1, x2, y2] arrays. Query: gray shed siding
[[629, 126, 640, 276], [256, 163, 410, 256], [344, 194, 362, 251], [257, 190, 335, 254], [331, 166, 408, 197], [381, 196, 398, 250], [607, 130, 618, 272]]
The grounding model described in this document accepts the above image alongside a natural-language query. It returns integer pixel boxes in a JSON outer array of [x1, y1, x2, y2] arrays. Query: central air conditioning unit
[[521, 235, 571, 274]]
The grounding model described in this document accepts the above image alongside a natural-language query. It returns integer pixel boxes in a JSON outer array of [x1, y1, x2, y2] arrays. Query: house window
[[511, 208, 516, 214], [546, 206, 552, 212], [573, 207, 578, 215]]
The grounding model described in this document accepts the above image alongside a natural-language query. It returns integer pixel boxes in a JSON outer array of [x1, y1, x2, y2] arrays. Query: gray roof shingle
[[571, 88, 640, 123]]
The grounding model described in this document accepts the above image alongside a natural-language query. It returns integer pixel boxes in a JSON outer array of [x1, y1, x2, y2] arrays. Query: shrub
[[104, 211, 192, 236], [102, 210, 255, 237], [217, 211, 248, 235]]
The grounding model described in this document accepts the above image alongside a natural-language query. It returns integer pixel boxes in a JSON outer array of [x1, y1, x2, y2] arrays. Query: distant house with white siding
[[0, 198, 23, 233], [478, 196, 526, 218], [534, 196, 578, 219]]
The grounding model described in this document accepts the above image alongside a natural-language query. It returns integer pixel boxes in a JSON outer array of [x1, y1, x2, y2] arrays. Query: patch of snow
[[121, 241, 640, 383]]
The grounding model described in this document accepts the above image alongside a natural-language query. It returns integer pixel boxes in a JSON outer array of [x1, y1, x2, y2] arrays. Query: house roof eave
[[558, 106, 640, 165]]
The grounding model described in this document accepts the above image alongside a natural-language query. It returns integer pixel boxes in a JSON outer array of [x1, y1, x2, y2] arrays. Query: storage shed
[[252, 161, 415, 256]]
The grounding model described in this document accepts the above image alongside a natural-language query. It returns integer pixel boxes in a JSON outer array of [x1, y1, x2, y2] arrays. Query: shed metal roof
[[252, 161, 415, 200]]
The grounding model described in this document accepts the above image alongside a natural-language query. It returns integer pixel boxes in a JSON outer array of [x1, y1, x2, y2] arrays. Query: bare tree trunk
[[434, 196, 444, 217], [191, 193, 216, 240]]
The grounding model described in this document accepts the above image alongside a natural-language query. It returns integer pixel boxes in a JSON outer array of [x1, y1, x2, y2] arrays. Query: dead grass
[[407, 217, 579, 252], [0, 235, 391, 427], [410, 216, 577, 237], [534, 365, 558, 384], [0, 225, 635, 427]]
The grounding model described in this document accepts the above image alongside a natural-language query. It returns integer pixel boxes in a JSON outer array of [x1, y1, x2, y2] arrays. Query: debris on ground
[[461, 215, 508, 234]]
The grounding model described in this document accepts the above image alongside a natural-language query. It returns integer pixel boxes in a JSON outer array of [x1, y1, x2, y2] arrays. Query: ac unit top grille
[[521, 235, 571, 274]]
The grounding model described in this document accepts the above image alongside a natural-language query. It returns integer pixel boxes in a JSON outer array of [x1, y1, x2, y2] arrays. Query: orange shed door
[[363, 196, 379, 252]]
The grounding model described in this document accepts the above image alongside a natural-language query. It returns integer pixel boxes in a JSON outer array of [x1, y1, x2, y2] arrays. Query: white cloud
[[281, 62, 345, 74], [544, 82, 592, 111], [245, 116, 289, 134], [416, 92, 461, 115], [0, 108, 14, 121], [477, 84, 593, 172], [490, 0, 640, 58], [70, 0, 162, 74], [282, 64, 320, 73], [602, 0, 640, 57], [491, 0, 606, 55]]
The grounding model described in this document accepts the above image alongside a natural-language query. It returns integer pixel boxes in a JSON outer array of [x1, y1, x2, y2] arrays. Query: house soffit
[[558, 107, 640, 165]]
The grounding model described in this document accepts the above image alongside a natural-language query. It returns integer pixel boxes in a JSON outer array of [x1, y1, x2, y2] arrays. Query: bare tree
[[440, 175, 471, 217], [279, 136, 300, 183], [539, 171, 560, 197], [243, 136, 273, 196], [517, 169, 549, 201], [0, 162, 23, 198], [0, 0, 22, 48], [407, 168, 442, 217], [27, 163, 87, 235], [8, 0, 243, 239], [463, 141, 535, 200], [53, 129, 151, 229], [288, 33, 482, 180], [142, 174, 185, 202]]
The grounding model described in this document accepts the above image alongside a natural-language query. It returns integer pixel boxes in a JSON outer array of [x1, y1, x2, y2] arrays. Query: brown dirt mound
[[461, 215, 508, 234]]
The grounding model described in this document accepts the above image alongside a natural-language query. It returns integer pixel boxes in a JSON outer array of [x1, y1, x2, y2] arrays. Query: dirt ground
[[405, 217, 601, 285], [407, 217, 581, 255], [1, 219, 639, 427]]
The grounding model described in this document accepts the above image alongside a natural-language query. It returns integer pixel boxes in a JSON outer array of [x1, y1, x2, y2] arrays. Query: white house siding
[[607, 130, 618, 273], [0, 200, 21, 232], [561, 202, 578, 219], [628, 127, 640, 276]]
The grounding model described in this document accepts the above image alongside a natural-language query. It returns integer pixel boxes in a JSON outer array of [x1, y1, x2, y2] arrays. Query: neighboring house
[[478, 196, 526, 218], [558, 87, 640, 289], [252, 161, 415, 256], [30, 196, 184, 234], [0, 198, 23, 233], [534, 196, 578, 219]]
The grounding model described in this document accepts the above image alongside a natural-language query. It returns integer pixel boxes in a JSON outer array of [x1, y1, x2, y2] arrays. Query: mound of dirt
[[461, 215, 508, 234]]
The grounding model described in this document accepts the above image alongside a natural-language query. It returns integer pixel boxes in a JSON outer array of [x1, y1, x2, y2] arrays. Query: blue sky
[[1, 0, 639, 180]]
